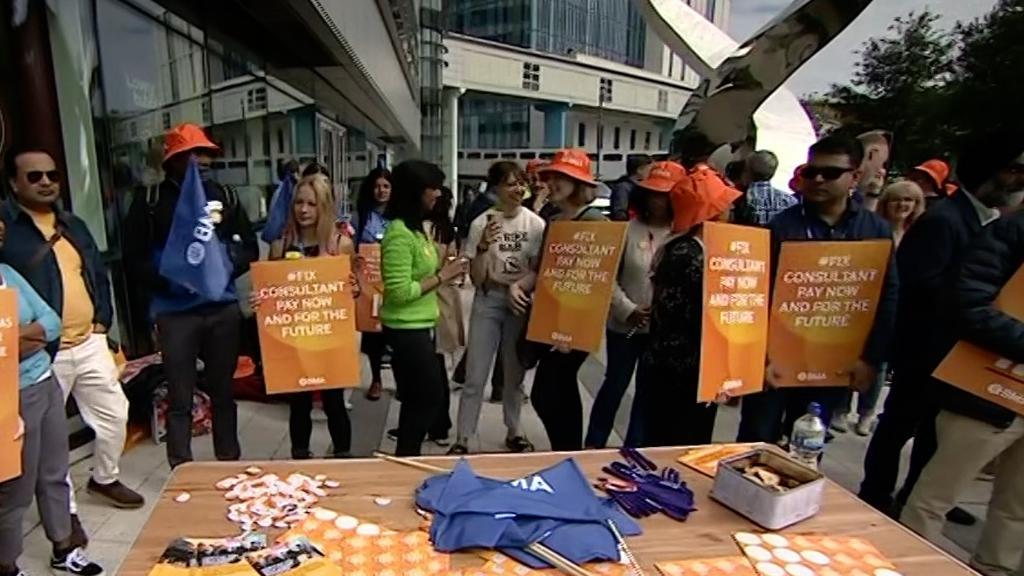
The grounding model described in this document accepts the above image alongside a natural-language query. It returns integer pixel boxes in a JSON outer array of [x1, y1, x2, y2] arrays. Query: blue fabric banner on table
[[416, 458, 640, 568]]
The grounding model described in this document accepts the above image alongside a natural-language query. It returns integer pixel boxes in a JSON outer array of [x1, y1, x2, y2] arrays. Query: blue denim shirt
[[357, 210, 389, 245], [0, 264, 61, 388]]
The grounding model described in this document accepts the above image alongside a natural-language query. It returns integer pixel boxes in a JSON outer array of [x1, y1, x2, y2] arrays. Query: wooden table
[[119, 449, 974, 576]]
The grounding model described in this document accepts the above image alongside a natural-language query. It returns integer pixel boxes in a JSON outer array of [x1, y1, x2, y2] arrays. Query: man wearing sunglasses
[[738, 133, 899, 445], [1, 146, 144, 537], [862, 130, 1024, 525]]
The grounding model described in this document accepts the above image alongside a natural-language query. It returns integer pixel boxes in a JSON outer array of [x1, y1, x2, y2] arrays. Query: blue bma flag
[[416, 458, 640, 568], [158, 156, 233, 300], [261, 173, 295, 243]]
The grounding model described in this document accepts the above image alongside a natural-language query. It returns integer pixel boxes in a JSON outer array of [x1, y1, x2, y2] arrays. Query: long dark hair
[[384, 160, 446, 233], [355, 167, 391, 239], [429, 186, 457, 246]]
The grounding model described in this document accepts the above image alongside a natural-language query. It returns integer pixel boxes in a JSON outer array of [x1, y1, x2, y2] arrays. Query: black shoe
[[86, 479, 144, 509], [946, 506, 977, 526], [51, 547, 104, 576], [487, 394, 502, 404], [505, 436, 534, 453], [428, 435, 451, 447], [69, 514, 89, 550], [291, 450, 313, 460], [386, 428, 399, 441], [446, 444, 468, 455]]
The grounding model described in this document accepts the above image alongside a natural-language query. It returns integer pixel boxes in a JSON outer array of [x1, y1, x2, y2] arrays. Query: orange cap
[[538, 149, 597, 186], [911, 159, 950, 191], [526, 159, 548, 173], [670, 165, 742, 233], [637, 161, 687, 193], [163, 122, 220, 163]]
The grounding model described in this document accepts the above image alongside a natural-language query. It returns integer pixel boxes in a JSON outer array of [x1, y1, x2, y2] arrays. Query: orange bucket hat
[[911, 159, 950, 191], [538, 149, 598, 186], [670, 165, 742, 233], [638, 161, 687, 193], [163, 122, 220, 163]]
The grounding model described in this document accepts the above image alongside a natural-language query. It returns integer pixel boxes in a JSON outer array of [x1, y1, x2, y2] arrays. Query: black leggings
[[385, 327, 446, 456], [531, 349, 589, 451], [431, 353, 453, 439], [361, 332, 387, 384], [288, 389, 351, 457]]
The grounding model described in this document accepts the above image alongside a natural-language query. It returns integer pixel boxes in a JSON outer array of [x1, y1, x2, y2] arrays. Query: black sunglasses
[[26, 170, 60, 184], [801, 166, 854, 181]]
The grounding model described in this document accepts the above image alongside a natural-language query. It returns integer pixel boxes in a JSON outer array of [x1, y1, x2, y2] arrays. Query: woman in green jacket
[[381, 160, 467, 455]]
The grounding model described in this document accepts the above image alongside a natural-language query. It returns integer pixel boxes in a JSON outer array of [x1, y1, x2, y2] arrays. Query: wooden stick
[[372, 451, 448, 474], [372, 452, 597, 576]]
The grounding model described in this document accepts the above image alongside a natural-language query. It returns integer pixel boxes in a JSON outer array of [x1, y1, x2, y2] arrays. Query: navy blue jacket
[[0, 199, 113, 351], [950, 208, 1024, 428], [892, 191, 985, 383], [768, 199, 899, 368]]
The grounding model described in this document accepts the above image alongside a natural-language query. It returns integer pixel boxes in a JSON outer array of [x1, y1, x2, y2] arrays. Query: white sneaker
[[51, 547, 104, 576], [855, 415, 874, 436], [830, 413, 850, 433]]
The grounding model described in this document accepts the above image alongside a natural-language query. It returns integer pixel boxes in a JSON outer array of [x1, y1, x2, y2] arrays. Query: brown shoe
[[365, 381, 383, 402], [69, 514, 89, 549], [87, 479, 145, 509]]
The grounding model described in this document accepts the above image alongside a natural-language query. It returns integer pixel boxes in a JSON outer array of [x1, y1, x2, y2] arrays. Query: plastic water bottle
[[789, 402, 826, 469]]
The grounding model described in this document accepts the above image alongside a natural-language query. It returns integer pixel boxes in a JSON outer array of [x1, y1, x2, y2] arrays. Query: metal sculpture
[[636, 0, 874, 189]]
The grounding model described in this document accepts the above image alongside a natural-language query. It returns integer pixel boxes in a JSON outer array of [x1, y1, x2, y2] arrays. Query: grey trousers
[[0, 377, 72, 565], [456, 287, 526, 445]]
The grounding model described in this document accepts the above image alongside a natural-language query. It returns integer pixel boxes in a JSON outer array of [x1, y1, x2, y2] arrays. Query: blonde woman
[[876, 181, 925, 247], [264, 175, 356, 458]]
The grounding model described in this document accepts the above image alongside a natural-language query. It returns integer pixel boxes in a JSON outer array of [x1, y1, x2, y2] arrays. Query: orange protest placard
[[699, 222, 771, 401], [933, 265, 1024, 416], [768, 240, 892, 387], [526, 221, 628, 353], [355, 244, 383, 333], [251, 257, 360, 394], [0, 289, 22, 483]]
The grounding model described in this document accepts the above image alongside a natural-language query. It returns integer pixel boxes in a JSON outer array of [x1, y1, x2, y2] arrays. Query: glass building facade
[[449, 0, 647, 68], [1, 0, 411, 356]]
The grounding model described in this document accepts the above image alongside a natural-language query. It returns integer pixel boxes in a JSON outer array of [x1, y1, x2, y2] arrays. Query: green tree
[[824, 11, 957, 171], [950, 0, 1024, 142]]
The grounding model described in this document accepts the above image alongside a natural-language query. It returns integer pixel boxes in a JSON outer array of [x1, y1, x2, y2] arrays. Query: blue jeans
[[585, 331, 647, 448]]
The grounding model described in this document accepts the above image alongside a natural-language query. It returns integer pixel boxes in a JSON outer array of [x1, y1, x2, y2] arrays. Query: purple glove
[[598, 460, 696, 521]]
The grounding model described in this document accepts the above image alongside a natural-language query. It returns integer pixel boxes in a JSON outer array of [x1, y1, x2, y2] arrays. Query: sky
[[727, 0, 1000, 97]]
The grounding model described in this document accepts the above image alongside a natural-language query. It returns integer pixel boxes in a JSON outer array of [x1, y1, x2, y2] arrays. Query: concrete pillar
[[444, 87, 461, 206], [536, 103, 568, 148]]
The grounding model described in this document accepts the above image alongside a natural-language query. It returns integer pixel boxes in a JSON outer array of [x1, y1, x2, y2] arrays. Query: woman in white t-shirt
[[448, 162, 546, 455]]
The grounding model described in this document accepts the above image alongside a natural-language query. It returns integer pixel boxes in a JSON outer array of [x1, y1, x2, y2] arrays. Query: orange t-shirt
[[27, 210, 95, 349]]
